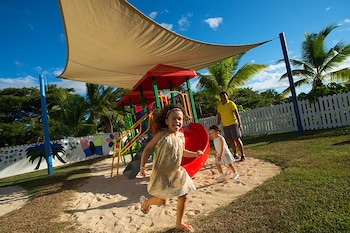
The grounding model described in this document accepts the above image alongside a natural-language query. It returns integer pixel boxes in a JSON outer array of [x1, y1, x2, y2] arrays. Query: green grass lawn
[[193, 126, 350, 233]]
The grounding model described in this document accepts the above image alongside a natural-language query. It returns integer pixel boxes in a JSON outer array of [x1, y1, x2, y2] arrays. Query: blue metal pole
[[39, 75, 53, 174], [279, 33, 304, 136]]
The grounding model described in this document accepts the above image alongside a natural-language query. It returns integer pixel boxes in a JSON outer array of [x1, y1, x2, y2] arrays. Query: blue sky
[[0, 0, 349, 95]]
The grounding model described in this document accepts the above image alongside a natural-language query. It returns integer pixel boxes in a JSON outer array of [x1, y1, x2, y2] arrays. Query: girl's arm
[[218, 136, 225, 161], [140, 132, 162, 177], [182, 132, 203, 157], [183, 148, 203, 158]]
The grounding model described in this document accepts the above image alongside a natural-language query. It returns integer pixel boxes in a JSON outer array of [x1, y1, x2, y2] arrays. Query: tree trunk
[[103, 116, 113, 133]]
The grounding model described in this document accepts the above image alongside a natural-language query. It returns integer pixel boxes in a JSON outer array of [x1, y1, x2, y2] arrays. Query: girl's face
[[165, 109, 183, 132], [209, 129, 220, 139]]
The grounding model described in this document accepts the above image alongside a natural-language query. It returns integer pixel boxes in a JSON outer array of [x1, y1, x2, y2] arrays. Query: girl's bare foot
[[176, 223, 194, 232], [139, 196, 151, 214]]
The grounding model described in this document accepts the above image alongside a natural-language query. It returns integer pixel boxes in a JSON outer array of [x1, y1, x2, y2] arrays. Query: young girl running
[[139, 105, 203, 232], [209, 125, 239, 181]]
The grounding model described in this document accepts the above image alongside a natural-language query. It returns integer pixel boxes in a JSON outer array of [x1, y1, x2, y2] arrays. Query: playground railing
[[159, 91, 193, 122], [111, 109, 155, 182]]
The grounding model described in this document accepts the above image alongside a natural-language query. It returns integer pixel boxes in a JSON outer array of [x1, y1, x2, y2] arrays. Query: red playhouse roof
[[132, 64, 197, 92], [116, 90, 156, 107]]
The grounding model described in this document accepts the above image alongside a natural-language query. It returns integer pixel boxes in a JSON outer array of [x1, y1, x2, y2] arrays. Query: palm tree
[[197, 53, 267, 95], [52, 89, 88, 136], [279, 24, 350, 96], [86, 84, 128, 133], [26, 142, 66, 170]]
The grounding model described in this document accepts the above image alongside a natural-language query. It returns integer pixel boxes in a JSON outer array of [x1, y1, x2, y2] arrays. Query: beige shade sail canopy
[[58, 0, 269, 89]]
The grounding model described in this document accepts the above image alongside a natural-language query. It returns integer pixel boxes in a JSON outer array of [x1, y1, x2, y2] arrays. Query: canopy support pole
[[39, 75, 53, 175], [279, 32, 304, 136], [129, 98, 136, 124], [128, 98, 135, 158], [122, 103, 127, 129], [169, 82, 176, 105], [152, 76, 161, 108], [139, 85, 148, 114], [186, 76, 198, 123], [139, 85, 149, 134]]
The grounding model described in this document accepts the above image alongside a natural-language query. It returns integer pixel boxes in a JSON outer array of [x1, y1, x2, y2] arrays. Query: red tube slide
[[181, 122, 210, 177]]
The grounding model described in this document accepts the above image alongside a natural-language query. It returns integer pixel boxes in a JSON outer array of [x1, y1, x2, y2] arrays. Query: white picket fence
[[198, 92, 350, 136]]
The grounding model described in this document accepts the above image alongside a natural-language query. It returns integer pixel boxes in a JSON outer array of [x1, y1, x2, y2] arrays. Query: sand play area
[[61, 156, 280, 232]]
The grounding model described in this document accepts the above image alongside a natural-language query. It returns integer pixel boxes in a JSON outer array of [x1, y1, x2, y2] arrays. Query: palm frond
[[197, 73, 220, 93], [276, 58, 285, 64], [229, 64, 267, 87], [279, 72, 289, 81], [289, 59, 310, 68], [230, 53, 245, 72], [321, 43, 350, 74], [281, 78, 310, 97], [34, 156, 43, 170], [279, 69, 313, 81], [55, 154, 67, 164], [281, 87, 291, 99], [294, 78, 311, 88], [318, 24, 339, 38], [329, 68, 350, 82]]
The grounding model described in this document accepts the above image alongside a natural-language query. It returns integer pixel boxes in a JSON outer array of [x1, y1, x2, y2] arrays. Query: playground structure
[[56, 0, 269, 179], [110, 64, 210, 182]]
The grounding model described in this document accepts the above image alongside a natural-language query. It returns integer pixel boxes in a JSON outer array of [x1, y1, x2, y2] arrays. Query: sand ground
[[61, 156, 280, 233], [0, 185, 29, 217]]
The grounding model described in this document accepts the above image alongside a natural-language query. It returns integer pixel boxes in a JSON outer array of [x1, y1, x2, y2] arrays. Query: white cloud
[[244, 63, 290, 92], [148, 11, 158, 19], [35, 66, 52, 76], [32, 66, 64, 77], [51, 79, 87, 95], [160, 23, 173, 31], [0, 75, 38, 89], [325, 7, 331, 11], [338, 18, 350, 29], [0, 75, 87, 95], [28, 23, 34, 30], [60, 33, 66, 43], [14, 60, 23, 68], [178, 13, 192, 31], [52, 68, 64, 76], [35, 66, 42, 72], [204, 17, 223, 30], [190, 77, 200, 92]]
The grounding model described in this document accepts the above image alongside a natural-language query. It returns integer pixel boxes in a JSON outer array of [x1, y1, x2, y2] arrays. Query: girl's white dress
[[213, 135, 235, 165], [147, 132, 196, 199]]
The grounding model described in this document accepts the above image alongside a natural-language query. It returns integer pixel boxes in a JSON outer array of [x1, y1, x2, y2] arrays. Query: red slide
[[181, 122, 210, 177]]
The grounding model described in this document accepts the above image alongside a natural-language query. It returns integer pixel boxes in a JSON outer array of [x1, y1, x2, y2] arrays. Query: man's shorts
[[223, 123, 241, 139]]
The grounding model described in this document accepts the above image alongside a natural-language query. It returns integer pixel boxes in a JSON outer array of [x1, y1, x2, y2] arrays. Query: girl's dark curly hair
[[209, 125, 221, 132], [153, 105, 185, 132]]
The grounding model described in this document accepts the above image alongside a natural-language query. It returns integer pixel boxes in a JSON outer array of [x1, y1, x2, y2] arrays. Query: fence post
[[279, 32, 304, 136]]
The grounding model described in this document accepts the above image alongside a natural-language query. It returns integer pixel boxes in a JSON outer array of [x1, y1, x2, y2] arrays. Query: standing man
[[217, 91, 246, 161]]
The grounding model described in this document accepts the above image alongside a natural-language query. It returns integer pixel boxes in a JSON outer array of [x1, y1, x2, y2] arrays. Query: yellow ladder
[[111, 109, 155, 183]]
